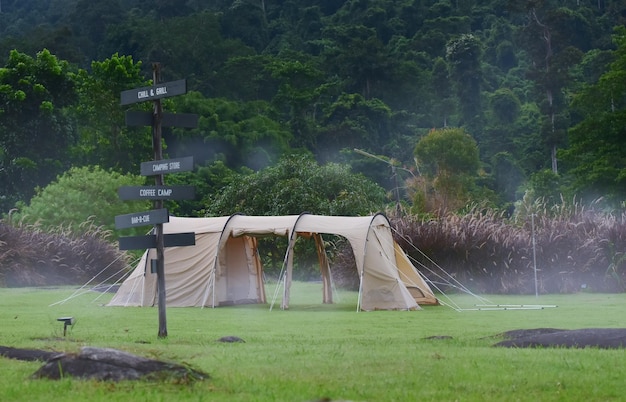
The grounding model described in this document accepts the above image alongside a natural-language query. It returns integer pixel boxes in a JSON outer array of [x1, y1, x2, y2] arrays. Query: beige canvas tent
[[108, 213, 438, 311]]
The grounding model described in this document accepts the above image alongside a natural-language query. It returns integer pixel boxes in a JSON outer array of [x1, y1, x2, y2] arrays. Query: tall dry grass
[[0, 218, 129, 287], [387, 200, 626, 294], [3, 200, 626, 295]]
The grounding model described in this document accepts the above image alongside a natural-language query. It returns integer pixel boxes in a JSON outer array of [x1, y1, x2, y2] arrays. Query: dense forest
[[1, 0, 626, 217]]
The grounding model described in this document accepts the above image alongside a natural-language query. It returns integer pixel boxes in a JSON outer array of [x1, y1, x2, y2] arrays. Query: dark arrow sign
[[118, 185, 196, 201], [125, 111, 198, 128], [140, 156, 194, 176], [120, 79, 186, 106], [119, 232, 196, 250], [115, 208, 169, 230]]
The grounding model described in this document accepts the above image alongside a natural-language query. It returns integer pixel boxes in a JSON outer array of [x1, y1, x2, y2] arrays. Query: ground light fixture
[[57, 317, 75, 337]]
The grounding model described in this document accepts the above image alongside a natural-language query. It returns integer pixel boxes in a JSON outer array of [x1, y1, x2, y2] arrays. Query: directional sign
[[115, 208, 169, 230], [118, 185, 195, 201], [119, 232, 196, 250], [125, 111, 198, 128], [140, 156, 194, 176], [120, 79, 187, 106]]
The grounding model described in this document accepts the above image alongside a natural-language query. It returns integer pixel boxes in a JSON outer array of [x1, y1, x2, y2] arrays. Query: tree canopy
[[0, 49, 76, 210], [560, 27, 626, 204], [0, 0, 624, 218], [206, 153, 387, 216], [11, 166, 150, 238], [413, 127, 483, 212]]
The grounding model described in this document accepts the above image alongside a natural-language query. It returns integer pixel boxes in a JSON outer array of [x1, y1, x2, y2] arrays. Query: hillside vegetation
[[0, 1, 625, 211], [1, 1, 626, 292]]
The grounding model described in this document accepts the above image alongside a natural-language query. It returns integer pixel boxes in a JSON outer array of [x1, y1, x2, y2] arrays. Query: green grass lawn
[[1, 283, 625, 401]]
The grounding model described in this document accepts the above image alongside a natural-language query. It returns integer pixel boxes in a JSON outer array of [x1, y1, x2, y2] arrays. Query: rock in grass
[[31, 346, 208, 382], [217, 336, 245, 343], [493, 328, 626, 349], [422, 335, 453, 340]]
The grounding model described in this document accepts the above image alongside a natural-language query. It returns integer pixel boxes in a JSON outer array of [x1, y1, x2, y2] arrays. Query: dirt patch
[[493, 328, 626, 349]]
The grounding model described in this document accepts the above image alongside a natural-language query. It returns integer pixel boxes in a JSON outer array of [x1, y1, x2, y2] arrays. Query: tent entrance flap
[[393, 242, 439, 305], [217, 235, 265, 306]]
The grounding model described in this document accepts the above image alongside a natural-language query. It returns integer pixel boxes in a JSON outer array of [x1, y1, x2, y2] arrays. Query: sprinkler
[[57, 317, 75, 337]]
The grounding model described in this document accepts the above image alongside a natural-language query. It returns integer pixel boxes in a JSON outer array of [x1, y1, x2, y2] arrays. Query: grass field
[[1, 282, 625, 401]]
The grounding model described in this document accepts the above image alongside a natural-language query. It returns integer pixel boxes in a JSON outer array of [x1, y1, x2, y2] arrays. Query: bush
[[8, 166, 150, 239], [206, 153, 387, 216]]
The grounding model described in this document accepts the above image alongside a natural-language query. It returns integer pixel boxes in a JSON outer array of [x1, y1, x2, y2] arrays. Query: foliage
[[520, 169, 568, 207], [71, 53, 152, 173], [205, 153, 387, 216], [0, 221, 128, 287], [318, 93, 394, 162], [560, 27, 626, 204], [8, 166, 150, 238], [445, 33, 483, 128], [165, 160, 241, 217], [489, 151, 526, 206], [0, 49, 77, 213], [412, 127, 482, 213], [0, 0, 625, 224], [170, 92, 293, 170], [511, 2, 588, 174]]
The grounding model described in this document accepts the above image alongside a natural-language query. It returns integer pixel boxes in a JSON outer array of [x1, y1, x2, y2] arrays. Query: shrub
[[206, 153, 387, 216], [8, 166, 150, 239]]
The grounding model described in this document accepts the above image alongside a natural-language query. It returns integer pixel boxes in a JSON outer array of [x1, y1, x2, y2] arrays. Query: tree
[[220, 0, 270, 52], [480, 88, 522, 164], [10, 166, 150, 238], [490, 88, 521, 125], [413, 127, 482, 213], [70, 53, 152, 173], [523, 168, 565, 206], [560, 27, 626, 205], [320, 24, 389, 99], [430, 57, 455, 127], [445, 33, 484, 131], [318, 93, 393, 162], [68, 0, 124, 62], [512, 2, 587, 173], [169, 92, 292, 170], [0, 49, 76, 213], [205, 153, 387, 216], [102, 11, 252, 99], [265, 55, 332, 150], [165, 160, 241, 217], [490, 151, 526, 206]]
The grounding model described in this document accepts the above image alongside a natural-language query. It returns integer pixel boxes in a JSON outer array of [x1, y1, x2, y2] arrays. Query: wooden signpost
[[116, 63, 198, 338]]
